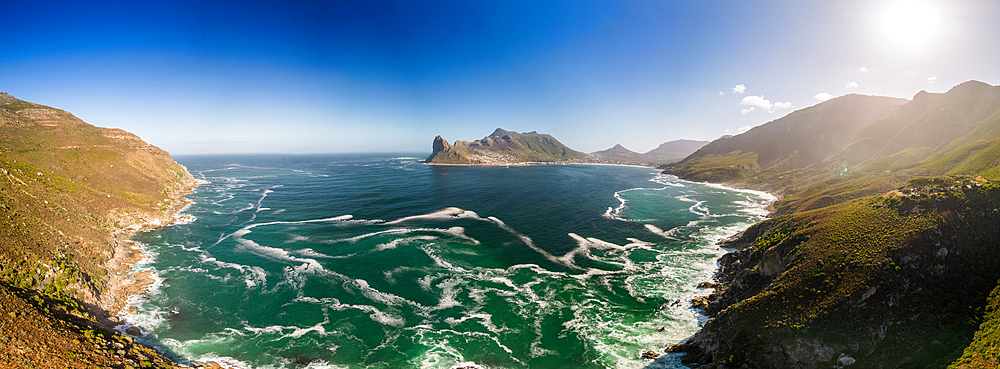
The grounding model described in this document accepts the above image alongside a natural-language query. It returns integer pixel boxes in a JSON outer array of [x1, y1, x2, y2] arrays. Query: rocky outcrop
[[425, 135, 473, 164], [432, 135, 452, 153]]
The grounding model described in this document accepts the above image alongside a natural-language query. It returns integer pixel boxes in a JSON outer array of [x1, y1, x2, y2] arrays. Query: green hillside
[[0, 92, 195, 368], [663, 81, 1000, 368]]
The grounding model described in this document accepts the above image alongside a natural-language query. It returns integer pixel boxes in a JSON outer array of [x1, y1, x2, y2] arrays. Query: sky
[[2, 0, 999, 155]]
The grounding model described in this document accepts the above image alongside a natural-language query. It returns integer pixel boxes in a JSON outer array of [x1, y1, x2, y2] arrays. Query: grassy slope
[[687, 178, 1000, 368], [0, 93, 194, 368], [952, 282, 1000, 368], [664, 81, 1000, 368]]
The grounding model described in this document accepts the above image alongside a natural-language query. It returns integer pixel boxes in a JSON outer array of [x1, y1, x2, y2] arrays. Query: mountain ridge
[[589, 139, 709, 165]]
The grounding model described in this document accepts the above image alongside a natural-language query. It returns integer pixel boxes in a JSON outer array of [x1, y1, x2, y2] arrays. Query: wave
[[198, 252, 268, 288], [374, 235, 439, 251], [644, 224, 679, 240], [293, 294, 407, 327], [603, 174, 690, 221], [385, 207, 481, 224]]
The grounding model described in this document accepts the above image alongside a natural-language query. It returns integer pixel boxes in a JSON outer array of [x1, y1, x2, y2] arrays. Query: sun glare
[[883, 1, 940, 47]]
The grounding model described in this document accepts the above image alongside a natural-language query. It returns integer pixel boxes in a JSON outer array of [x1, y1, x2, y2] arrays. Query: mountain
[[589, 140, 709, 165], [838, 81, 1000, 176], [665, 93, 909, 183], [661, 81, 1000, 368], [0, 92, 195, 368], [426, 128, 587, 164], [590, 144, 643, 162], [642, 139, 711, 161]]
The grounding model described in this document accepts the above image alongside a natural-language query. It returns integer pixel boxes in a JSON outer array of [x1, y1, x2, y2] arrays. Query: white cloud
[[732, 84, 746, 94], [719, 91, 725, 96], [739, 95, 792, 113], [738, 125, 753, 133], [741, 107, 756, 115], [740, 95, 768, 108], [815, 92, 833, 102], [859, 67, 869, 73], [928, 76, 938, 84], [846, 81, 859, 89]]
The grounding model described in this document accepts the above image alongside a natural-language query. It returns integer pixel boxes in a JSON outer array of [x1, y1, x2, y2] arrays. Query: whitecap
[[384, 207, 481, 224], [374, 235, 438, 251], [292, 248, 335, 258], [645, 224, 679, 240], [485, 216, 580, 270]]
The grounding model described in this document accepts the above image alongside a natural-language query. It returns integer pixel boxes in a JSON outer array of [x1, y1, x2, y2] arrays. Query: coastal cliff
[[426, 135, 473, 164], [0, 92, 200, 368], [663, 81, 1000, 368]]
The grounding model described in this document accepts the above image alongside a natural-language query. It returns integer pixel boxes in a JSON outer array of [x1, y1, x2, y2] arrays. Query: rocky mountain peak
[[431, 135, 452, 154], [489, 128, 514, 137]]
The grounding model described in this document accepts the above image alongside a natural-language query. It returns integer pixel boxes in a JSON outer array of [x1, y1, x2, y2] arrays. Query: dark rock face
[[125, 326, 142, 336], [425, 135, 472, 164], [431, 135, 452, 154]]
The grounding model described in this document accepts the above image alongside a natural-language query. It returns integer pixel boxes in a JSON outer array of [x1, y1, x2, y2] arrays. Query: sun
[[883, 0, 940, 47]]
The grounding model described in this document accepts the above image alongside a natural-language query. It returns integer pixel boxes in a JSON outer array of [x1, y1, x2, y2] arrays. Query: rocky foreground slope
[[0, 92, 208, 368], [662, 81, 1000, 368]]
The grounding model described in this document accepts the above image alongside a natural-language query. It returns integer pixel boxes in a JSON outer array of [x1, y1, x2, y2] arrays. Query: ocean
[[120, 154, 774, 369]]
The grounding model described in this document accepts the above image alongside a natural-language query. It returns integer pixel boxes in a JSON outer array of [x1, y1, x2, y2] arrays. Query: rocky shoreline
[[98, 188, 195, 329], [91, 173, 212, 366]]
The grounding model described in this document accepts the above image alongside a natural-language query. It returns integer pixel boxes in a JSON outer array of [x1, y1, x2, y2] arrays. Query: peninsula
[[425, 128, 587, 165]]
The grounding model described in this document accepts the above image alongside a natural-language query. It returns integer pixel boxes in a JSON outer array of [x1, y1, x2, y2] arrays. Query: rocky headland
[[0, 92, 211, 368], [426, 128, 588, 165]]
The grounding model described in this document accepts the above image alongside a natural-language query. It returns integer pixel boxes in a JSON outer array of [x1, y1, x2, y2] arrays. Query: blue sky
[[3, 0, 999, 154]]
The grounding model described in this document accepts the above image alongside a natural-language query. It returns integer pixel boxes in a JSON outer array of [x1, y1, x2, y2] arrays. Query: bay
[[122, 154, 773, 369]]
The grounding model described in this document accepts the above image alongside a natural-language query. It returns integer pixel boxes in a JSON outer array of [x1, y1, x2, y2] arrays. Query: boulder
[[124, 326, 142, 337]]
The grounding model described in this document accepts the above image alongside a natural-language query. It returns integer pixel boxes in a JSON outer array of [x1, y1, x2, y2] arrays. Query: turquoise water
[[121, 154, 773, 369]]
